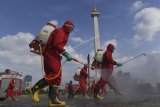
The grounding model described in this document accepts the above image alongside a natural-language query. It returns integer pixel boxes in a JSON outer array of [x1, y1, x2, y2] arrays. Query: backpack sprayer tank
[[29, 20, 57, 54], [73, 68, 81, 81], [36, 20, 57, 44], [95, 49, 103, 63]]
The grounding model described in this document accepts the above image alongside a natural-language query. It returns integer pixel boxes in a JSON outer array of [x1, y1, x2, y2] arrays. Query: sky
[[0, 0, 160, 86]]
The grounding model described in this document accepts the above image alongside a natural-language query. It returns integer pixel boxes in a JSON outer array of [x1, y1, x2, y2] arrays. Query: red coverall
[[5, 79, 15, 98], [79, 65, 88, 96], [43, 21, 74, 85], [95, 44, 120, 94]]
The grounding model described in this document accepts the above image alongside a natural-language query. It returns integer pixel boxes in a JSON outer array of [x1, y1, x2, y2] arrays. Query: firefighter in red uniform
[[5, 79, 16, 100], [79, 64, 89, 98], [94, 43, 123, 100], [29, 20, 74, 106]]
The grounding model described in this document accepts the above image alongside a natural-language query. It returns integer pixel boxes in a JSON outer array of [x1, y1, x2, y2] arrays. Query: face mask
[[65, 24, 74, 32]]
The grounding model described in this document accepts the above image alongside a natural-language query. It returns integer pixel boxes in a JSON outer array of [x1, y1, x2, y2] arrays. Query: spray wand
[[122, 53, 146, 65], [116, 53, 147, 68]]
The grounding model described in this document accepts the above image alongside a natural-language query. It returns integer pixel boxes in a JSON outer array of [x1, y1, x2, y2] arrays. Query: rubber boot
[[29, 78, 48, 103], [94, 88, 103, 100], [48, 85, 65, 107]]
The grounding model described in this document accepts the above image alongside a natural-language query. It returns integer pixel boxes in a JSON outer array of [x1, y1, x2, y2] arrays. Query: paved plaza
[[1, 94, 160, 107]]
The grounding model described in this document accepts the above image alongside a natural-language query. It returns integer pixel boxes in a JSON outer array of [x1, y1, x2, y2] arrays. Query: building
[[22, 75, 32, 91], [117, 71, 131, 80]]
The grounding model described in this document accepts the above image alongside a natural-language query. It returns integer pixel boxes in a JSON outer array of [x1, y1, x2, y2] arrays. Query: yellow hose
[[39, 45, 66, 81]]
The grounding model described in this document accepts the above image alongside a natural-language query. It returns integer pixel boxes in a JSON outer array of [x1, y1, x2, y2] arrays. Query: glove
[[116, 63, 123, 67], [62, 52, 73, 61]]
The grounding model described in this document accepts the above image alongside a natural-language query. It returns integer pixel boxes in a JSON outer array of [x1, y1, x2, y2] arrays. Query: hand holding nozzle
[[62, 52, 73, 61], [116, 63, 123, 67]]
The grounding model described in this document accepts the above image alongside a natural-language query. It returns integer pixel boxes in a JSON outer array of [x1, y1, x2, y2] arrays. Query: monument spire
[[91, 5, 100, 53]]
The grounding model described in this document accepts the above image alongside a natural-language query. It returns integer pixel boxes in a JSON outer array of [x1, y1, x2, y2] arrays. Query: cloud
[[70, 36, 84, 43], [131, 1, 144, 11], [0, 32, 43, 83], [131, 7, 160, 47], [116, 52, 160, 85], [151, 50, 160, 54], [0, 32, 39, 66]]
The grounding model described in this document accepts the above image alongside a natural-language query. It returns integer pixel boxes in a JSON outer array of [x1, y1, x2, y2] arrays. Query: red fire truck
[[0, 70, 22, 101]]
